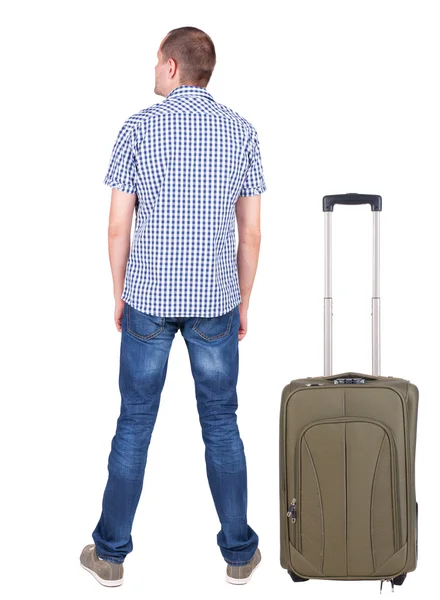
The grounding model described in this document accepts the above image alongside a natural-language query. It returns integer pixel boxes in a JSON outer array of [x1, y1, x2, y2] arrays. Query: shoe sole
[[80, 562, 124, 587], [225, 558, 261, 585]]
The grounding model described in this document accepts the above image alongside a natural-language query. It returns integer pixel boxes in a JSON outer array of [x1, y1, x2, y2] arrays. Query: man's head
[[154, 26, 216, 97]]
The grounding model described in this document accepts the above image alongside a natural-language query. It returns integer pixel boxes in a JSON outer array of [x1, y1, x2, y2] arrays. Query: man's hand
[[115, 299, 125, 332], [238, 304, 248, 341]]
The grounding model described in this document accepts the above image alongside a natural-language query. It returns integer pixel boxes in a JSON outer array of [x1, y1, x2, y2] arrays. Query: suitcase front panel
[[288, 417, 400, 576]]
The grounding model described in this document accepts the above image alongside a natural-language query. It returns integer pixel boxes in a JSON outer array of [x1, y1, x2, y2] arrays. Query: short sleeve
[[239, 128, 267, 197], [103, 121, 137, 194]]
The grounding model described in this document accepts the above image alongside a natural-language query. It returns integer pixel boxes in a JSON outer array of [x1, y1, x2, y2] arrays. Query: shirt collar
[[166, 85, 214, 101]]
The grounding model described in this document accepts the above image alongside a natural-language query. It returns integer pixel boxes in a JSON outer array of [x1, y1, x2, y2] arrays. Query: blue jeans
[[92, 302, 258, 566]]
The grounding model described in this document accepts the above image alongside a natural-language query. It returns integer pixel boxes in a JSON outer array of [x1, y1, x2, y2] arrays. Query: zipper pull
[[287, 498, 297, 523]]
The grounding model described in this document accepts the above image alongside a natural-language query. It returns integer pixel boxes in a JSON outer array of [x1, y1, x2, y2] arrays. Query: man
[[80, 26, 266, 587]]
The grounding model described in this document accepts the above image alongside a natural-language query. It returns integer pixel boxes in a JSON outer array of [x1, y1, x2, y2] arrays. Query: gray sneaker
[[225, 547, 261, 584], [80, 544, 124, 587]]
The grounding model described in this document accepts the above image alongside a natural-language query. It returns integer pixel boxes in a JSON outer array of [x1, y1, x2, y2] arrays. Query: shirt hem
[[121, 294, 241, 318]]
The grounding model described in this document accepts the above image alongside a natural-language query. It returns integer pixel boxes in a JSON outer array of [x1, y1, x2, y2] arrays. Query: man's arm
[[235, 194, 261, 309], [108, 188, 137, 301]]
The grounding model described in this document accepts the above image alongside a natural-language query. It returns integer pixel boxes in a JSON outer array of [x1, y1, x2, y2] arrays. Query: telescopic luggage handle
[[323, 193, 382, 212], [322, 193, 383, 377]]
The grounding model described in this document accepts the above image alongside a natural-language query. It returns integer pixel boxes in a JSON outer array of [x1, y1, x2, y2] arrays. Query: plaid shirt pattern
[[104, 85, 266, 317]]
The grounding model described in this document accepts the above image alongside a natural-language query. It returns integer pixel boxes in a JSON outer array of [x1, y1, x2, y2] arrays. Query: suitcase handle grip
[[323, 193, 382, 212]]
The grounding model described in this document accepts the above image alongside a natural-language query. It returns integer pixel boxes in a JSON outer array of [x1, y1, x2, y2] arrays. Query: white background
[[2, 0, 439, 598]]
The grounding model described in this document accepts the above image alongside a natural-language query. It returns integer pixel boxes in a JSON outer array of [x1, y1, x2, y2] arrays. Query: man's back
[[104, 85, 266, 318], [84, 29, 263, 587]]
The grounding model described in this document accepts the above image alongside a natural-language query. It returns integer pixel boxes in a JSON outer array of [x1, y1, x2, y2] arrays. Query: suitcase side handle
[[333, 378, 366, 384], [323, 372, 378, 382], [323, 193, 382, 212]]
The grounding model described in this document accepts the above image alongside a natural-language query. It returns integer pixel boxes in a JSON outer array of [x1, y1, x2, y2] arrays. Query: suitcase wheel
[[288, 569, 309, 583], [391, 573, 407, 586]]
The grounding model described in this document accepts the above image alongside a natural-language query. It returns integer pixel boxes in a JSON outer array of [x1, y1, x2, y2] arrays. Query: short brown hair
[[160, 26, 216, 87]]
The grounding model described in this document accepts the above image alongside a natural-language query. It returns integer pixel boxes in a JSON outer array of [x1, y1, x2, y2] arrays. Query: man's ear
[[168, 58, 177, 78]]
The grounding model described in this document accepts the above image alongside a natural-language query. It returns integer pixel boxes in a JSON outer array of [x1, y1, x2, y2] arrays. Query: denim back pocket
[[192, 308, 234, 341], [126, 304, 165, 341]]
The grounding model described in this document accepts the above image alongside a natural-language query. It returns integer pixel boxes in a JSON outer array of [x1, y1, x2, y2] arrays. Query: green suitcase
[[279, 195, 419, 591]]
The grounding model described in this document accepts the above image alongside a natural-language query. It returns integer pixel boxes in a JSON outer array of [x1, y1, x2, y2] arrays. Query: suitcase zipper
[[287, 498, 297, 522], [287, 497, 298, 548]]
